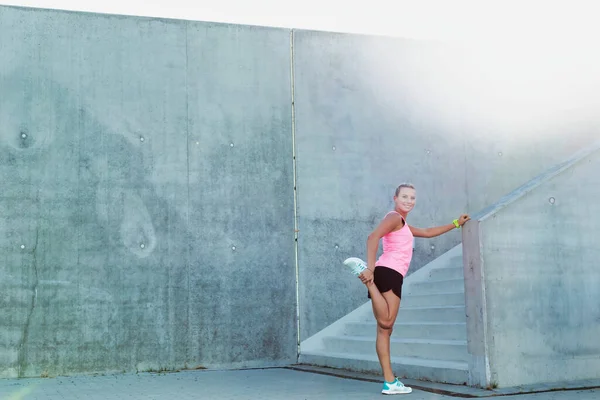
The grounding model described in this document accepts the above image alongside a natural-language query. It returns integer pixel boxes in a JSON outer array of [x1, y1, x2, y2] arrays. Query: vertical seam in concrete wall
[[185, 21, 191, 362], [290, 29, 301, 359]]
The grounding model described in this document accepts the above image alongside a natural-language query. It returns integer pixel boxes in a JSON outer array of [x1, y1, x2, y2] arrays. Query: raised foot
[[343, 257, 367, 277]]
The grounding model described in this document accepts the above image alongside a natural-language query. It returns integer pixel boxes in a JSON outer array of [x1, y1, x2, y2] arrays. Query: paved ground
[[0, 368, 598, 400]]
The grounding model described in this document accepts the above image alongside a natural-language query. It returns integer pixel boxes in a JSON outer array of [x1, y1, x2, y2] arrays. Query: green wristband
[[453, 219, 460, 228]]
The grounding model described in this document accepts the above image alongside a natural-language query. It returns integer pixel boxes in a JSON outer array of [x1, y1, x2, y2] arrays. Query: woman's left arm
[[409, 214, 470, 238]]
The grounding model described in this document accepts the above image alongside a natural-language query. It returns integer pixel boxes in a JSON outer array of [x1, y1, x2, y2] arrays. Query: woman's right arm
[[361, 213, 403, 281]]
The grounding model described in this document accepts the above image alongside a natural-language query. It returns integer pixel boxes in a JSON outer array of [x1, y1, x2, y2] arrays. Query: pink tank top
[[375, 211, 414, 277]]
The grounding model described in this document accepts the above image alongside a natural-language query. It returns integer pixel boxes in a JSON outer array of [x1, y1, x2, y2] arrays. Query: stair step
[[343, 322, 467, 341], [407, 279, 465, 295], [427, 254, 463, 270], [396, 306, 466, 323], [322, 336, 468, 362], [445, 255, 464, 268], [360, 306, 466, 323], [298, 350, 469, 385], [401, 292, 464, 307], [428, 267, 464, 281]]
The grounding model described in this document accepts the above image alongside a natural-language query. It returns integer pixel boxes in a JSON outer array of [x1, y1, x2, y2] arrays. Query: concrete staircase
[[299, 245, 468, 385]]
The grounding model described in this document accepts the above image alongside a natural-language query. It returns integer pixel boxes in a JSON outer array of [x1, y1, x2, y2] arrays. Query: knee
[[377, 320, 394, 332]]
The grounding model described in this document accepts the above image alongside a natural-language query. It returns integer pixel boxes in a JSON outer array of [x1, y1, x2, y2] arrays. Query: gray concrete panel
[[0, 5, 296, 377], [292, 30, 468, 340], [185, 21, 296, 368]]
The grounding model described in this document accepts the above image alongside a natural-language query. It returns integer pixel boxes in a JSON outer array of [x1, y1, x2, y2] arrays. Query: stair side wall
[[464, 149, 600, 388]]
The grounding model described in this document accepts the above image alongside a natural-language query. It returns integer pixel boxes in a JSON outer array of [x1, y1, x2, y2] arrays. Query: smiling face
[[394, 185, 416, 215]]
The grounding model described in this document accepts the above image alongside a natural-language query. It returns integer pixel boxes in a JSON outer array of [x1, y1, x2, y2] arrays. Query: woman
[[344, 183, 470, 395]]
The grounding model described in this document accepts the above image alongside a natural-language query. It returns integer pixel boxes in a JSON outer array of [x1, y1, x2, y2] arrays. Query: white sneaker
[[343, 257, 367, 277], [381, 378, 412, 395]]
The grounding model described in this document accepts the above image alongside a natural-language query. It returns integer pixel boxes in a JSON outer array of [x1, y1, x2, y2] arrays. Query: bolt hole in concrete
[[549, 197, 556, 204], [19, 130, 32, 148]]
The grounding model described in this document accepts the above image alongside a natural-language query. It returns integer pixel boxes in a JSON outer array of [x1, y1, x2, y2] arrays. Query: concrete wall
[[463, 143, 600, 388], [0, 6, 296, 378], [293, 30, 600, 339]]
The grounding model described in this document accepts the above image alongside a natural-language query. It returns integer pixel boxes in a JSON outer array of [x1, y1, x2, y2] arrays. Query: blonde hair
[[395, 183, 415, 196]]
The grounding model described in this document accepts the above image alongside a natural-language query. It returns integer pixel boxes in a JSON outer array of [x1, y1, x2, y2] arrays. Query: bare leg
[[376, 324, 395, 382], [368, 288, 401, 382]]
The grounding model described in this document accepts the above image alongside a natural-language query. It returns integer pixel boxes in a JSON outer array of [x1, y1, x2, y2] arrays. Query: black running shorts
[[367, 266, 404, 299]]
